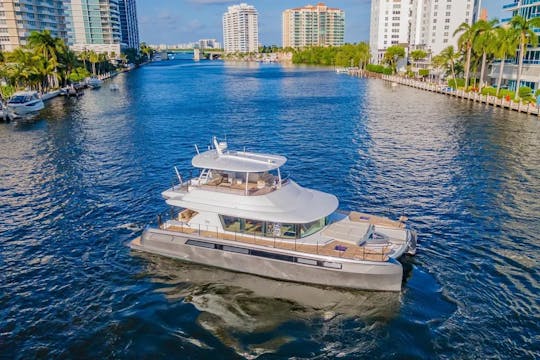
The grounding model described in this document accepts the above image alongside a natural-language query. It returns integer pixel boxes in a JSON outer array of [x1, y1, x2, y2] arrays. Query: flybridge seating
[[171, 138, 290, 196]]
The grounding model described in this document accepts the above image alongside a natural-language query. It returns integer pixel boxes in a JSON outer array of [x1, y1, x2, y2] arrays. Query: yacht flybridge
[[130, 137, 417, 291]]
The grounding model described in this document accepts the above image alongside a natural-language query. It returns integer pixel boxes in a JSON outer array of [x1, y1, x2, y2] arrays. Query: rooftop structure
[[282, 3, 345, 48], [222, 3, 259, 53]]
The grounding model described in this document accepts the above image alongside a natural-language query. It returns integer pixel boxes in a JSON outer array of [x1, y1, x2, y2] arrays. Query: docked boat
[[109, 84, 119, 91], [6, 91, 44, 118], [130, 137, 417, 291], [87, 77, 102, 89]]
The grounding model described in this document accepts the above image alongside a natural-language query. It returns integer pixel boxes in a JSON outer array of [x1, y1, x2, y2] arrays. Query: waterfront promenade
[[381, 75, 540, 117]]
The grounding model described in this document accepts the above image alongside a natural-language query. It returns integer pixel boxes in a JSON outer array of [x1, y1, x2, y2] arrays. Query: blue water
[[1, 60, 539, 359]]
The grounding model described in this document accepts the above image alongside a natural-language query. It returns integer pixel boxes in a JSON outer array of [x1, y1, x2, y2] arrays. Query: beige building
[[0, 0, 69, 51], [282, 3, 345, 48]]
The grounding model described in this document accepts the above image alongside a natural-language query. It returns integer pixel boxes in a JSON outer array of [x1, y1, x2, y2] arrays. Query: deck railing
[[152, 213, 389, 262]]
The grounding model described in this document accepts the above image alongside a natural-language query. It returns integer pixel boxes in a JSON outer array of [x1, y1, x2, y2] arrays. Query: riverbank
[[380, 75, 540, 117]]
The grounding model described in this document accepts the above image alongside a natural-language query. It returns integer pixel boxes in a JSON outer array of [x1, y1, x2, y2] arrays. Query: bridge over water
[[158, 49, 223, 60]]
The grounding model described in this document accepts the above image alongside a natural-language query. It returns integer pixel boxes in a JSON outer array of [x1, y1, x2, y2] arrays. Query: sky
[[137, 0, 507, 46]]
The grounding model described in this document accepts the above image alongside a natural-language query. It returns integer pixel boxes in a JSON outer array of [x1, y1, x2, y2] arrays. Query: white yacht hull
[[130, 228, 404, 292], [7, 100, 44, 117]]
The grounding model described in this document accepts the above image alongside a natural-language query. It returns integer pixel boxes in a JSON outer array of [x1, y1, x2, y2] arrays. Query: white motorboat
[[6, 91, 44, 118], [109, 84, 119, 91], [87, 77, 102, 89], [130, 137, 417, 292]]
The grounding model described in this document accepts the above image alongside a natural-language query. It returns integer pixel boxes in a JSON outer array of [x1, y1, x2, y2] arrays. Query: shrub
[[481, 87, 497, 96], [498, 89, 515, 100], [535, 89, 540, 97], [366, 64, 393, 75], [518, 86, 535, 103], [418, 69, 429, 77], [447, 78, 465, 89], [518, 86, 532, 98]]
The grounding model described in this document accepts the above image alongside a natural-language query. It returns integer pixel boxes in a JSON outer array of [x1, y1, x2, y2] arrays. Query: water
[[1, 60, 539, 359]]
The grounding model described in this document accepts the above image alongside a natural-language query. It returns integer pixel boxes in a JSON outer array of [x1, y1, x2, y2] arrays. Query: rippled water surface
[[1, 60, 539, 359]]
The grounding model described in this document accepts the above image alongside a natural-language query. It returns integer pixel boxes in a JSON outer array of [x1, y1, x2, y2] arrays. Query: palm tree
[[383, 45, 406, 74], [454, 22, 478, 90], [6, 49, 34, 89], [493, 26, 519, 97], [57, 47, 79, 86], [97, 53, 108, 75], [79, 50, 90, 71], [27, 30, 64, 88], [88, 51, 99, 76], [509, 15, 540, 99], [473, 19, 499, 89], [437, 46, 460, 85]]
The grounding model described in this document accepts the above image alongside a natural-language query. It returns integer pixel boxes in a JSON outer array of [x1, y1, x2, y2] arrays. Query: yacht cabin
[[162, 139, 339, 242]]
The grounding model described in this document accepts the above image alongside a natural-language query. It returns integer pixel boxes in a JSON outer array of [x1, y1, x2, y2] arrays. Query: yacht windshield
[[9, 95, 30, 104]]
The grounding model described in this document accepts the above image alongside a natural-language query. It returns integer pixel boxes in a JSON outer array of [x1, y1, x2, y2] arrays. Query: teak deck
[[163, 224, 390, 262]]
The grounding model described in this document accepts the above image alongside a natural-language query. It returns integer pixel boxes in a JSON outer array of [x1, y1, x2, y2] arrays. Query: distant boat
[[6, 91, 44, 118], [335, 68, 348, 74], [87, 78, 102, 89], [109, 84, 119, 91]]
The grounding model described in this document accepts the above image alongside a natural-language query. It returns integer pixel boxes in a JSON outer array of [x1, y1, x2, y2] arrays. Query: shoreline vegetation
[[0, 30, 154, 101], [274, 14, 540, 107]]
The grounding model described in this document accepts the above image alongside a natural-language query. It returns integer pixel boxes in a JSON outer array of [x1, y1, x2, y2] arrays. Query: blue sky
[[138, 0, 507, 45]]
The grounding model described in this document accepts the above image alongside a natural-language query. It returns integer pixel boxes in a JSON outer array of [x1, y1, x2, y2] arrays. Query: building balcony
[[502, 2, 519, 10]]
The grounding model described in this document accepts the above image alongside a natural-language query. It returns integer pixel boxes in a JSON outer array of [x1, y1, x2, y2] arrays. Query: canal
[[1, 60, 538, 359]]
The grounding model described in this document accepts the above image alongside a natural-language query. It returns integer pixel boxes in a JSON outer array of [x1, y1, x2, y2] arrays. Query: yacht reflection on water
[[135, 252, 401, 356]]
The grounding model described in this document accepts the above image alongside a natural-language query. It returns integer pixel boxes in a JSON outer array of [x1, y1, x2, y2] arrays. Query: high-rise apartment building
[[370, 0, 414, 63], [370, 0, 479, 64], [223, 3, 259, 53], [282, 3, 345, 48], [119, 0, 139, 49], [69, 0, 123, 55], [488, 0, 540, 91], [0, 0, 69, 51]]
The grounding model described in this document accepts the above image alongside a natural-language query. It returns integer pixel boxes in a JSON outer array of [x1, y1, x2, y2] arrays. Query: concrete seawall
[[381, 75, 540, 117]]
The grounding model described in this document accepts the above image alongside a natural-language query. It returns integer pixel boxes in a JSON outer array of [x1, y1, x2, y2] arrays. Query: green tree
[[435, 46, 460, 84], [88, 50, 99, 76], [410, 49, 427, 71], [509, 15, 540, 99], [454, 22, 479, 90], [27, 30, 64, 88], [383, 45, 405, 74], [493, 26, 519, 96], [473, 19, 499, 89]]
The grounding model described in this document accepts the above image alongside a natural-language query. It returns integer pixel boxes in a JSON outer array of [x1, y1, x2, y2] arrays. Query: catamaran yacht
[[130, 137, 417, 291], [6, 91, 44, 118]]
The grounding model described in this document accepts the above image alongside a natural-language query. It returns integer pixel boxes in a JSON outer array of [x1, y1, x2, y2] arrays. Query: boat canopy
[[165, 180, 338, 223], [192, 149, 287, 173]]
